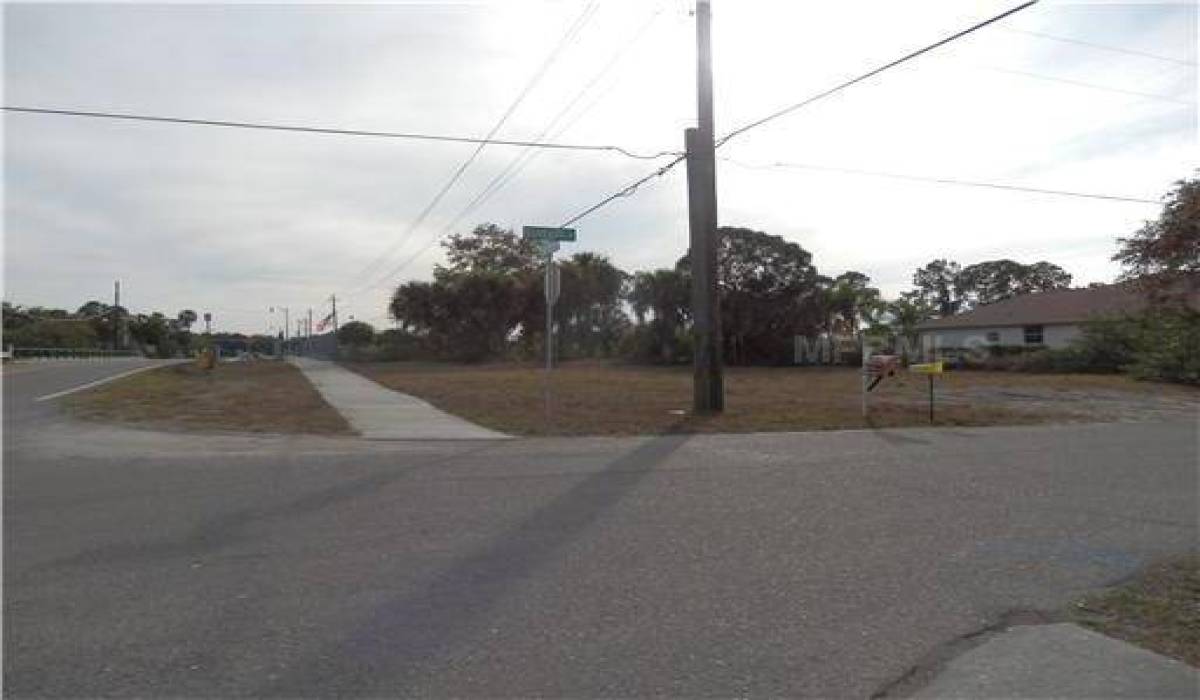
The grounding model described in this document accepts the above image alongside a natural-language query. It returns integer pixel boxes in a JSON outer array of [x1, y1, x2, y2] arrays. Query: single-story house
[[915, 280, 1196, 350]]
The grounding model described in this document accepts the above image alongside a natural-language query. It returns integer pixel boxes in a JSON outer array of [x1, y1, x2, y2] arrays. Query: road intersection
[[3, 361, 1197, 696]]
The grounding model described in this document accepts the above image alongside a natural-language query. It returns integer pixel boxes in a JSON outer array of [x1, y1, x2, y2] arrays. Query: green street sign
[[522, 226, 577, 242]]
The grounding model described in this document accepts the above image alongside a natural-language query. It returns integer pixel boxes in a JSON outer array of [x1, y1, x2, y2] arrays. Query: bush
[[933, 345, 1046, 371], [617, 324, 692, 364], [373, 329, 434, 362], [1125, 310, 1200, 384], [975, 311, 1200, 384], [1070, 316, 1140, 372], [7, 319, 98, 348], [337, 321, 376, 348], [988, 347, 1097, 373]]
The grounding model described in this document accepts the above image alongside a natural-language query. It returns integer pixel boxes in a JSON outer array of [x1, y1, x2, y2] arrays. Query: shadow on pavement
[[31, 445, 497, 573], [260, 432, 692, 697]]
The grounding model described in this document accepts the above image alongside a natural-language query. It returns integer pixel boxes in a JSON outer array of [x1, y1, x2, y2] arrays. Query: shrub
[[1125, 310, 1200, 384], [617, 324, 692, 364], [337, 321, 376, 348], [978, 311, 1200, 384], [7, 319, 98, 348], [1070, 315, 1140, 372], [374, 329, 434, 362]]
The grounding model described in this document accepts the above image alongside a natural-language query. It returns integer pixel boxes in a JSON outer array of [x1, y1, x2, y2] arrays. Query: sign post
[[908, 361, 944, 424], [522, 226, 576, 431]]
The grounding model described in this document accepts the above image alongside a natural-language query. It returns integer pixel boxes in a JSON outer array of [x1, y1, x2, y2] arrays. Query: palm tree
[[177, 309, 198, 331]]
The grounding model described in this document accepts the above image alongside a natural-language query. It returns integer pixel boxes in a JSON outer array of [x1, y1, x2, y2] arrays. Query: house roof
[[915, 278, 1199, 331]]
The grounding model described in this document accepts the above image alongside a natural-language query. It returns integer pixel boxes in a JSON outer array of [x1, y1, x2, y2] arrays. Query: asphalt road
[[3, 363, 1197, 697], [2, 357, 171, 422]]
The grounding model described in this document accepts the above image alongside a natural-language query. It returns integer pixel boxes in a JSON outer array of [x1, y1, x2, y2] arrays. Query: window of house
[[1023, 325, 1044, 345], [986, 331, 1000, 343]]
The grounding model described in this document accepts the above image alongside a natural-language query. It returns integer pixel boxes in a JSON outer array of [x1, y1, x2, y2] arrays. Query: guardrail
[[9, 347, 139, 360]]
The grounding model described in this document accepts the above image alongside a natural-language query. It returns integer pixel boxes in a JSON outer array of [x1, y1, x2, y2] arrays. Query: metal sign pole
[[521, 226, 573, 435], [545, 251, 553, 432]]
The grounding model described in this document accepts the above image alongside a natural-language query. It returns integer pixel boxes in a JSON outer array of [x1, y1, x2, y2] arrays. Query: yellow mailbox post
[[908, 361, 944, 423]]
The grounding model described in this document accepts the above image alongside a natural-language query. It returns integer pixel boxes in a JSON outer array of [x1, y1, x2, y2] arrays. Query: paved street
[[2, 358, 173, 423], [3, 364, 1197, 697]]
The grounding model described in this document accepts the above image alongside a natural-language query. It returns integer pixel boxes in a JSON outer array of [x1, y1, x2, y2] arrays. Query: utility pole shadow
[[260, 432, 692, 697]]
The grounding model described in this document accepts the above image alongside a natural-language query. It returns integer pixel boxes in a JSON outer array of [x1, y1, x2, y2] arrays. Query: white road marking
[[34, 363, 177, 402]]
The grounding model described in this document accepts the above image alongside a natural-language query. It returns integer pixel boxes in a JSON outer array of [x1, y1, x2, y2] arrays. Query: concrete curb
[[911, 623, 1199, 698]]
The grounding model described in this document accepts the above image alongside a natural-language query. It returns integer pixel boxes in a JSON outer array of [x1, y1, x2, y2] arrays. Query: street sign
[[532, 239, 560, 256], [522, 226, 577, 242]]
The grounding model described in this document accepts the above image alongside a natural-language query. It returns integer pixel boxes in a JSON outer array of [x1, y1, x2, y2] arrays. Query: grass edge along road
[[343, 361, 1196, 437], [64, 360, 353, 436], [1072, 554, 1200, 668], [56, 359, 1196, 438]]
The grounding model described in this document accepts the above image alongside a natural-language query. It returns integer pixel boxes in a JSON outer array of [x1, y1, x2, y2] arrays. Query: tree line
[[1, 301, 272, 357], [380, 223, 1074, 365]]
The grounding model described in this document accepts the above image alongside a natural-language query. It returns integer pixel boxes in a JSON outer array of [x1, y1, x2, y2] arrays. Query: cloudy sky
[[4, 0, 1196, 333]]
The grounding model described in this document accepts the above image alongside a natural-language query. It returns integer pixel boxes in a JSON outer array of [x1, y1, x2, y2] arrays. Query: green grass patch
[[1073, 555, 1200, 667]]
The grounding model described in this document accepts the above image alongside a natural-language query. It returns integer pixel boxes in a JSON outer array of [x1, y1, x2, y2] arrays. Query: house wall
[[918, 323, 1081, 351]]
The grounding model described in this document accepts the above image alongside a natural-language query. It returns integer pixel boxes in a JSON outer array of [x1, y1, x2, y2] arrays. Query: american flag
[[315, 311, 335, 332]]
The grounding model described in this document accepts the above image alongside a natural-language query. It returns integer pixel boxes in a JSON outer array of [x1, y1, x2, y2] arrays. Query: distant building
[[916, 280, 1197, 350]]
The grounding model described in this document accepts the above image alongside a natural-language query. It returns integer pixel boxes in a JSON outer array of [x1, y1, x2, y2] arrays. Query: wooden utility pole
[[686, 0, 723, 413]]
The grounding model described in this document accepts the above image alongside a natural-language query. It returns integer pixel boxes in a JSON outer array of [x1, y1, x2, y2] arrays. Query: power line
[[365, 1, 673, 289], [559, 154, 687, 227], [446, 3, 669, 232], [1003, 27, 1197, 67], [983, 66, 1194, 105], [342, 0, 603, 298], [555, 0, 1041, 229], [719, 157, 1161, 204], [716, 0, 1040, 147], [2, 106, 677, 160]]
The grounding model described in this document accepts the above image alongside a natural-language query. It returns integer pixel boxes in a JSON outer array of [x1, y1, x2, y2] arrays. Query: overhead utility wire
[[1, 106, 676, 160], [448, 3, 668, 230], [556, 0, 1041, 227], [719, 158, 1161, 204], [1004, 27, 1197, 67], [361, 3, 671, 288], [559, 154, 686, 227], [342, 0, 603, 299], [983, 66, 1194, 104], [715, 0, 1040, 147]]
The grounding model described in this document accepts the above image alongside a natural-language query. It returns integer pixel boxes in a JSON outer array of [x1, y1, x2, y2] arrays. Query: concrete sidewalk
[[289, 357, 510, 440], [913, 623, 1199, 698]]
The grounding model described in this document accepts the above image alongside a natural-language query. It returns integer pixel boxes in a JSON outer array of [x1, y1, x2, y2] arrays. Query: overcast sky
[[4, 0, 1196, 333]]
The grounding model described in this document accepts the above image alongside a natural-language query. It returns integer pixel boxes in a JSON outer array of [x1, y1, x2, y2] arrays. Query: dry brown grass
[[1073, 555, 1200, 667], [66, 360, 352, 435], [341, 360, 1147, 436]]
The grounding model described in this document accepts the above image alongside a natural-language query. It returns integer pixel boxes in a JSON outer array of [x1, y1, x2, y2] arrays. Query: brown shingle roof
[[916, 279, 1199, 330]]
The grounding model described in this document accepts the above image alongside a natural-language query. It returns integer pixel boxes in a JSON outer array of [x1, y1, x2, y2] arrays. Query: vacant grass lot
[[344, 361, 1196, 436], [66, 360, 352, 435], [1073, 555, 1200, 667]]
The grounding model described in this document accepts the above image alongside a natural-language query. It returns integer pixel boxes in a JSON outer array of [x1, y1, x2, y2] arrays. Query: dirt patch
[[1071, 554, 1200, 667], [65, 360, 353, 435], [341, 361, 1196, 436]]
